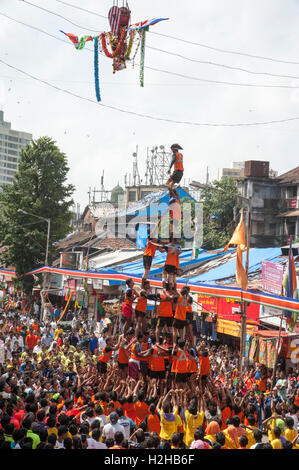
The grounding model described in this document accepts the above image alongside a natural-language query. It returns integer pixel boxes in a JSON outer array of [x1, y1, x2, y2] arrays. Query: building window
[[128, 191, 137, 202]]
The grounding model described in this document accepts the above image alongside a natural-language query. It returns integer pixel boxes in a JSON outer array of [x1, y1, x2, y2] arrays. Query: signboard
[[259, 305, 285, 328], [218, 297, 260, 324], [216, 319, 256, 338], [93, 279, 103, 290], [48, 273, 63, 289], [197, 294, 218, 314], [66, 278, 77, 295], [262, 261, 284, 296], [60, 251, 83, 270]]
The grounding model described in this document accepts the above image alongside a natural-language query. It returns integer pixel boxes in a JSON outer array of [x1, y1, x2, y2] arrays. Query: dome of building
[[111, 184, 124, 203]]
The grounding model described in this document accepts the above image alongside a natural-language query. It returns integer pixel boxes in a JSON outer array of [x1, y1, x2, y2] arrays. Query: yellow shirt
[[205, 434, 216, 445], [246, 426, 258, 448], [271, 438, 282, 449], [183, 410, 205, 447], [160, 410, 178, 441], [54, 329, 63, 341], [48, 427, 58, 437], [223, 429, 237, 449], [284, 428, 296, 443]]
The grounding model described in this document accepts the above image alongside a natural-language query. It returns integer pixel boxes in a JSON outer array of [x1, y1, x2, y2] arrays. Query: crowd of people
[[0, 144, 298, 451], [0, 285, 298, 451]]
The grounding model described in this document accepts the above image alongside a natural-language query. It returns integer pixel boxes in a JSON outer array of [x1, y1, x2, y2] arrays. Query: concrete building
[[221, 161, 245, 180], [221, 161, 278, 182], [238, 163, 299, 247], [276, 166, 299, 240], [0, 110, 32, 187]]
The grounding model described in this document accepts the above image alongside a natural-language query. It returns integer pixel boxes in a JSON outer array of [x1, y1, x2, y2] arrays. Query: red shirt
[[26, 334, 38, 349], [123, 402, 136, 421], [134, 401, 149, 427]]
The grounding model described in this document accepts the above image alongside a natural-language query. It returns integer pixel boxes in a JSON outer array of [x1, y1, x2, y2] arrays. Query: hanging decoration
[[94, 37, 101, 102], [60, 31, 93, 50], [139, 27, 147, 88], [60, 1, 169, 100]]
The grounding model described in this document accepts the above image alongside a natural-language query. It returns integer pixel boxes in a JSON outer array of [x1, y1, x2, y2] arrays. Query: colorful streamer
[[124, 30, 136, 60], [94, 37, 101, 102], [139, 27, 148, 87]]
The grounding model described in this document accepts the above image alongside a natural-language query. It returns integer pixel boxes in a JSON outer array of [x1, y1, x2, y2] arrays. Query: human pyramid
[[99, 144, 212, 395]]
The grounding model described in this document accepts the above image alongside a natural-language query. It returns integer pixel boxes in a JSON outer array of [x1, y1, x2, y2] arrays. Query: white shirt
[[18, 336, 24, 349], [33, 345, 42, 354], [286, 412, 299, 431], [98, 337, 106, 351], [87, 438, 107, 449], [117, 416, 131, 441], [102, 422, 125, 441], [55, 440, 65, 449]]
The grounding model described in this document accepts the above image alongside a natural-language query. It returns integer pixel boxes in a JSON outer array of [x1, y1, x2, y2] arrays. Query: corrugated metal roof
[[182, 247, 282, 284], [90, 250, 143, 268], [109, 248, 231, 276]]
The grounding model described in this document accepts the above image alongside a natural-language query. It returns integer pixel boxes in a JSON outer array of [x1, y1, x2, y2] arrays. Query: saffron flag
[[224, 208, 248, 291], [126, 18, 169, 31]]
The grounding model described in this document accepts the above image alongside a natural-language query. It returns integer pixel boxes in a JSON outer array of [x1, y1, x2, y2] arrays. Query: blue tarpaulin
[[184, 247, 282, 284]]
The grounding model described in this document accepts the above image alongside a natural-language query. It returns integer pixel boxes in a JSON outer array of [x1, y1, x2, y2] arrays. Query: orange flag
[[224, 208, 248, 291]]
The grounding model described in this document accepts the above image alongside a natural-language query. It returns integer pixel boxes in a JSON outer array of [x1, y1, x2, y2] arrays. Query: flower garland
[[94, 37, 101, 102], [124, 30, 136, 60], [100, 27, 127, 58], [131, 32, 142, 68], [139, 28, 147, 87]]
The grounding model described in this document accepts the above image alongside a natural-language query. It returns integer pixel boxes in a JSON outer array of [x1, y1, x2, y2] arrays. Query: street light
[[18, 209, 51, 321]]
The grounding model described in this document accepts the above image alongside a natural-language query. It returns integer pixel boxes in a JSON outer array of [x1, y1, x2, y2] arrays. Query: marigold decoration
[[100, 27, 128, 59]]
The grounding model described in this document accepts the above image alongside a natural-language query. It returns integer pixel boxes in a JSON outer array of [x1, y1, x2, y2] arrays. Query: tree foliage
[[200, 177, 240, 250], [0, 137, 75, 291]]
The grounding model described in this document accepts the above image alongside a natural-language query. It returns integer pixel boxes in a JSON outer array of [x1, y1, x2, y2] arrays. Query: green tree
[[0, 136, 75, 291], [200, 177, 240, 249]]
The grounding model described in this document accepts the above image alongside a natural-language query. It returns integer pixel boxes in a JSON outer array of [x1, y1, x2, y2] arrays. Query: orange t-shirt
[[221, 406, 232, 430], [144, 239, 157, 258], [123, 402, 136, 421], [26, 334, 38, 349], [134, 401, 149, 427], [146, 413, 161, 435], [174, 152, 184, 171], [198, 353, 210, 376]]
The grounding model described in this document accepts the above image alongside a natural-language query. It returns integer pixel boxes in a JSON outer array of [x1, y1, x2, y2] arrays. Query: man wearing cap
[[165, 144, 184, 197], [102, 412, 126, 441]]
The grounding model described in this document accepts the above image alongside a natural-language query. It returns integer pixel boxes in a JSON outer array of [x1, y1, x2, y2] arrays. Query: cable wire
[[52, 0, 299, 66], [1, 12, 299, 90], [22, 0, 103, 32], [2, 57, 299, 127], [20, 1, 299, 81]]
